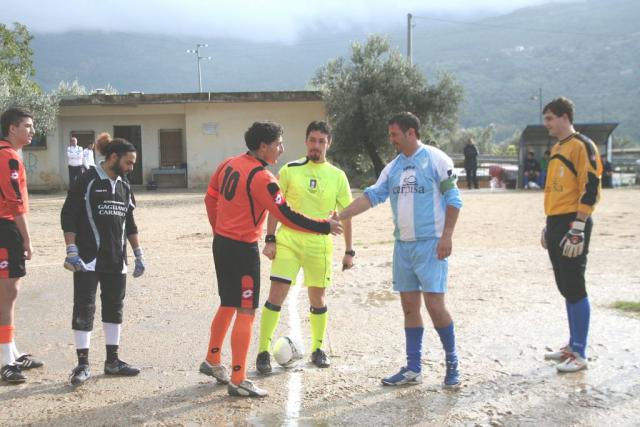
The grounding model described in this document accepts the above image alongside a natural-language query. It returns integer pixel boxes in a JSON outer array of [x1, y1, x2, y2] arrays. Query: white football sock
[[74, 330, 91, 350], [1, 343, 15, 366], [10, 340, 23, 358], [103, 323, 121, 346]]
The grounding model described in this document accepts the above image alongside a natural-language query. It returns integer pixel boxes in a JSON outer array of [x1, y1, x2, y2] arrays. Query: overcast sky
[[7, 0, 579, 43]]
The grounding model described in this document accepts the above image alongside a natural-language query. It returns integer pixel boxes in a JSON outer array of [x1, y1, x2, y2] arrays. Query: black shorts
[[72, 271, 127, 331], [546, 213, 593, 303], [0, 219, 26, 279], [213, 234, 260, 309]]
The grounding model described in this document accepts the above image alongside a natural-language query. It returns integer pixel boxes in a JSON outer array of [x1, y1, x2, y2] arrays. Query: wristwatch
[[345, 249, 356, 256], [265, 234, 276, 243]]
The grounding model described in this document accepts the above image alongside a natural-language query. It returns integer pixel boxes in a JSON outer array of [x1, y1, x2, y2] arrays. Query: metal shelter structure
[[518, 123, 618, 188]]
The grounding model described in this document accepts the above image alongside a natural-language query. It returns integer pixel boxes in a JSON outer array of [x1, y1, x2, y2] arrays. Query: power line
[[411, 14, 636, 38]]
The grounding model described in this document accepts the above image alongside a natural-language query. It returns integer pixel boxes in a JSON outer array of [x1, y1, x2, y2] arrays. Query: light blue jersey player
[[339, 112, 462, 387]]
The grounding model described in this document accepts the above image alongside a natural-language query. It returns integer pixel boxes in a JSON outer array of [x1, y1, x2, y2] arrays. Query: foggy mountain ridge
[[30, 0, 640, 141]]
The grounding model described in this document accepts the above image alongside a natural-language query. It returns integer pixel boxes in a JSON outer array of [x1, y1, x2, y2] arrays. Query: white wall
[[55, 105, 186, 187], [184, 101, 326, 187], [38, 99, 326, 190]]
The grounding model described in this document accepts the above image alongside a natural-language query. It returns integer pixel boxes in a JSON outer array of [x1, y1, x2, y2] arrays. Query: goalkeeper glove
[[133, 247, 145, 278], [560, 220, 586, 258], [64, 244, 87, 272]]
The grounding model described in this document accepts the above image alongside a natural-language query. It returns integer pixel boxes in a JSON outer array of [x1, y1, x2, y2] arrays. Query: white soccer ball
[[273, 336, 304, 367]]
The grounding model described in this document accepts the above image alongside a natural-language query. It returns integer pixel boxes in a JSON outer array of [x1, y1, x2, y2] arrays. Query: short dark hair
[[1, 107, 33, 138], [244, 121, 283, 151], [305, 121, 332, 140], [543, 97, 575, 124], [388, 112, 421, 138]]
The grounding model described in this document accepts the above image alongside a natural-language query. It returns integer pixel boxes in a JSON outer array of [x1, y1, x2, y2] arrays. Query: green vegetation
[[22, 0, 640, 145], [313, 35, 463, 178], [414, 0, 640, 143], [612, 301, 640, 314], [1, 23, 58, 135]]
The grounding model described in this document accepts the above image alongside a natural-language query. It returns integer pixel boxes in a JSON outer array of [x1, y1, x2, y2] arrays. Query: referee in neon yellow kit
[[256, 121, 354, 373]]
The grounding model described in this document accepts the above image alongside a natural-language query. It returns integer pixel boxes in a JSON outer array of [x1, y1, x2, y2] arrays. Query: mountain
[[30, 0, 640, 141]]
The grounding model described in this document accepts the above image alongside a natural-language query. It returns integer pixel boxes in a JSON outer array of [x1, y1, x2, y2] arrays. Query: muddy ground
[[2, 188, 639, 426]]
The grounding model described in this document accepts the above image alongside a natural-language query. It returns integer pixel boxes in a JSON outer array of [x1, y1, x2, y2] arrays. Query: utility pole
[[538, 87, 543, 124], [186, 43, 212, 93], [530, 87, 543, 124], [407, 13, 413, 65]]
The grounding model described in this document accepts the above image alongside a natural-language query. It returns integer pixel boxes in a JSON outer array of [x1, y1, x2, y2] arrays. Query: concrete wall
[[48, 105, 185, 189], [184, 101, 326, 187], [22, 144, 62, 191], [35, 98, 325, 190]]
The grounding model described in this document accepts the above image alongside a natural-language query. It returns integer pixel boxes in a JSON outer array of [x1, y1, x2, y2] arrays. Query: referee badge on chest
[[309, 178, 318, 193]]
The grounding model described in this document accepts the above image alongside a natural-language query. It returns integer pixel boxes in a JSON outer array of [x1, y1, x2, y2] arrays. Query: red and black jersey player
[[199, 121, 342, 398], [0, 108, 44, 384]]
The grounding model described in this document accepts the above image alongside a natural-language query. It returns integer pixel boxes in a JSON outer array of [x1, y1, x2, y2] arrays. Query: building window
[[159, 129, 184, 168], [71, 131, 95, 148]]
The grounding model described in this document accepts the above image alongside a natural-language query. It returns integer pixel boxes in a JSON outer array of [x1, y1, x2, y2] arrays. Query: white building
[[26, 91, 325, 190]]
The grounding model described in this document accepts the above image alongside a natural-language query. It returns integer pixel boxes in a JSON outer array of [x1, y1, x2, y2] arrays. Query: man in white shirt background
[[83, 141, 96, 172], [67, 137, 84, 184]]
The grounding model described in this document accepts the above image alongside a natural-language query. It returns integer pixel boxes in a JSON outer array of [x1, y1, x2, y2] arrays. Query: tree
[[0, 23, 35, 88], [55, 79, 89, 96], [312, 34, 463, 178], [55, 79, 119, 97], [0, 23, 58, 136]]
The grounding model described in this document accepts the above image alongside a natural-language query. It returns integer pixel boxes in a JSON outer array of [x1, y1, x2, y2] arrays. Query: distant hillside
[[30, 0, 640, 141], [414, 0, 640, 141]]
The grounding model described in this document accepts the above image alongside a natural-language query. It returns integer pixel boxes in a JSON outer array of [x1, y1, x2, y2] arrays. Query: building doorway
[[113, 125, 142, 185]]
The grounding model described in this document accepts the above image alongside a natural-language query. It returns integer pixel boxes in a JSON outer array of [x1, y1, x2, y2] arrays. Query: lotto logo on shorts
[[273, 192, 284, 206], [241, 275, 255, 309], [10, 170, 19, 181], [0, 248, 8, 278]]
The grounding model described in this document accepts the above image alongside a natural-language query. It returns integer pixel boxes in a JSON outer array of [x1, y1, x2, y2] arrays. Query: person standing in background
[[83, 141, 96, 172], [600, 154, 613, 188], [463, 138, 479, 189], [67, 137, 83, 183]]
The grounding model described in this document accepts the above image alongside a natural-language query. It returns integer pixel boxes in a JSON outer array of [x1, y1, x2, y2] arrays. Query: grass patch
[[612, 301, 640, 313]]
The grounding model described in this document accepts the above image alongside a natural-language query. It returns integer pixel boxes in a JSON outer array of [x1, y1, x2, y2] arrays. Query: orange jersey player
[[199, 121, 342, 398], [0, 107, 43, 384]]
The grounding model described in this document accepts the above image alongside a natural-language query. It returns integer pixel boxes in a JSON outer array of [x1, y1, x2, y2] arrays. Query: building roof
[[521, 123, 618, 147], [59, 91, 323, 106]]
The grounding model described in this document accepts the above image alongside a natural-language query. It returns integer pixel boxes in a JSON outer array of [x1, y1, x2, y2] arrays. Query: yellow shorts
[[270, 227, 333, 288]]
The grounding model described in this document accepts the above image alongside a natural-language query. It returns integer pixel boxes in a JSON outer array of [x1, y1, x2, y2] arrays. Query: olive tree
[[312, 34, 463, 178]]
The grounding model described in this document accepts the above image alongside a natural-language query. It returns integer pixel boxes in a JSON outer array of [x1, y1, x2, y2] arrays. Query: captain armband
[[439, 175, 458, 194]]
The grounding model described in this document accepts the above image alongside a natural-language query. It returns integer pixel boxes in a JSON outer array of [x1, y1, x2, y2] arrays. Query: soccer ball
[[273, 336, 304, 367]]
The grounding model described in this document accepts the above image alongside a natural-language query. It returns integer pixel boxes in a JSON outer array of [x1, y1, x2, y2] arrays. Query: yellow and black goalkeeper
[[540, 97, 603, 373]]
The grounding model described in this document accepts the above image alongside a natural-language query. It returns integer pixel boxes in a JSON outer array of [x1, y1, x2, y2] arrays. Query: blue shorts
[[392, 239, 448, 293]]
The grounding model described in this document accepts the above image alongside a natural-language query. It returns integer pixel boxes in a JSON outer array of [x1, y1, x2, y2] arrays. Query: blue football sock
[[405, 327, 424, 373], [569, 297, 590, 359], [435, 322, 457, 361], [565, 300, 574, 348]]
